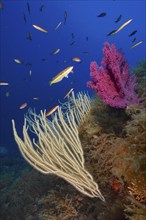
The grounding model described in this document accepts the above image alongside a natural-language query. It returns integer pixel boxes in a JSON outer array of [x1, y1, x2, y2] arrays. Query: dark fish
[[64, 11, 67, 24], [25, 62, 32, 66], [128, 30, 137, 37], [83, 51, 89, 54], [115, 14, 122, 23], [26, 32, 32, 40], [39, 5, 44, 12], [132, 37, 136, 42], [86, 37, 89, 41], [97, 12, 106, 17], [23, 13, 27, 23], [71, 33, 75, 38], [27, 2, 30, 14], [0, 2, 4, 9], [42, 58, 47, 61], [106, 30, 117, 36], [70, 41, 76, 46]]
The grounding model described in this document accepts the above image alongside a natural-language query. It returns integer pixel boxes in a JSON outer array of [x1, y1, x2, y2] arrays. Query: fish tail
[[49, 80, 53, 86]]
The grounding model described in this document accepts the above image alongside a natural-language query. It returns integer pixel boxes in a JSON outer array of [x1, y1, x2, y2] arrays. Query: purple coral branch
[[87, 42, 139, 108]]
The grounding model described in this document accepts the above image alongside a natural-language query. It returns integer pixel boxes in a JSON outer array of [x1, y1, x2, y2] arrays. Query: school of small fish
[[0, 2, 144, 115]]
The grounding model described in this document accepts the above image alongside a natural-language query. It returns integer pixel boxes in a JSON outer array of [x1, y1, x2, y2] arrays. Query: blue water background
[[0, 0, 145, 155]]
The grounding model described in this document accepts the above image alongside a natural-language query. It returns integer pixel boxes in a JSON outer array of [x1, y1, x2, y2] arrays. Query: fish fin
[[65, 75, 68, 78], [71, 70, 74, 73]]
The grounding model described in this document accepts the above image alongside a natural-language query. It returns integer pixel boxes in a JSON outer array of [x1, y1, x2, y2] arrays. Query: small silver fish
[[111, 18, 133, 35], [14, 59, 23, 64], [131, 40, 143, 49], [5, 92, 10, 97], [0, 82, 9, 86], [51, 48, 60, 55], [29, 70, 32, 80], [54, 21, 62, 30]]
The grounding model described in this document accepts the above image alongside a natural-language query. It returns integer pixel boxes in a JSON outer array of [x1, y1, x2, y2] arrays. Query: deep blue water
[[0, 0, 145, 155]]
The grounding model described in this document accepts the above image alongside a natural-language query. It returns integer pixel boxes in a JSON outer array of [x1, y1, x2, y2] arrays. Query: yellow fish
[[111, 18, 132, 35], [131, 40, 143, 49], [50, 66, 74, 85], [32, 24, 48, 33]]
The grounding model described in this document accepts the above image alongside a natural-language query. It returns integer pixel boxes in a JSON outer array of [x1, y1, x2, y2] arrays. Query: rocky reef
[[0, 60, 145, 220]]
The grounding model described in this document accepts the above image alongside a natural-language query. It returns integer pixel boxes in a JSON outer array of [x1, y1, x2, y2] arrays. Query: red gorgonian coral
[[87, 42, 139, 108]]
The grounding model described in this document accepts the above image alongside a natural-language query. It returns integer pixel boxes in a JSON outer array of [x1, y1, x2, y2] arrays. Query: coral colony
[[87, 42, 139, 108]]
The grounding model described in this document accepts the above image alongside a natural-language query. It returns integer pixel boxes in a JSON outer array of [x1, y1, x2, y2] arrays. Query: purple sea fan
[[87, 42, 140, 108]]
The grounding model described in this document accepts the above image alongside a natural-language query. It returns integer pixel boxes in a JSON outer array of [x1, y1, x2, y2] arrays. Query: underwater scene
[[0, 0, 146, 219]]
